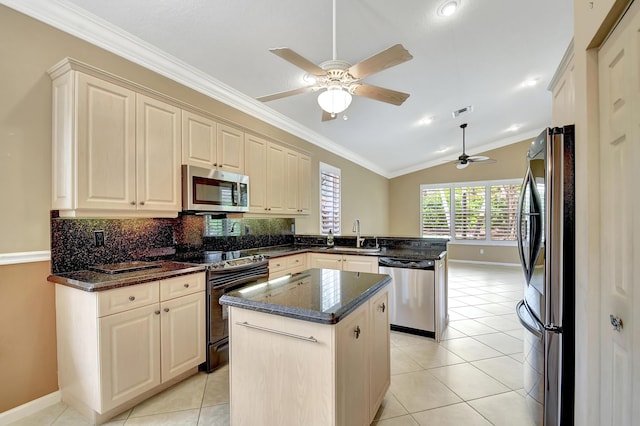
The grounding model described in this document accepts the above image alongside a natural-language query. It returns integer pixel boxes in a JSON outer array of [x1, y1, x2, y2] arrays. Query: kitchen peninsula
[[220, 268, 391, 426]]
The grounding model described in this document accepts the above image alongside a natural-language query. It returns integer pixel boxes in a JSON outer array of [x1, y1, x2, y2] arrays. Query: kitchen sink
[[331, 247, 381, 254]]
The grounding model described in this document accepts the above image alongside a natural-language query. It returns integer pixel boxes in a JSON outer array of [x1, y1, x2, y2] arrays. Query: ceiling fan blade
[[269, 48, 326, 76], [456, 161, 469, 170], [469, 157, 497, 165], [347, 44, 413, 80], [321, 110, 337, 122], [256, 86, 317, 102], [352, 83, 410, 106]]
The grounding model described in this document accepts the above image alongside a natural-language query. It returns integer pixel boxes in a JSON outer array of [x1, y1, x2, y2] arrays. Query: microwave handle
[[233, 182, 239, 206]]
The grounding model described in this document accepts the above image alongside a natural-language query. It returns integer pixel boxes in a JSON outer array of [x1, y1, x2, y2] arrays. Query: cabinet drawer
[[97, 281, 159, 317], [269, 258, 287, 274], [285, 254, 306, 272], [160, 273, 206, 301]]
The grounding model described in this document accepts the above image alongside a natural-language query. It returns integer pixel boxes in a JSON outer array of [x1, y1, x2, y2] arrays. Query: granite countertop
[[47, 261, 207, 292], [220, 268, 391, 324], [246, 245, 447, 261]]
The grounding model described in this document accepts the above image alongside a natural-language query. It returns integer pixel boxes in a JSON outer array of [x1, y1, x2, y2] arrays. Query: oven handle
[[214, 272, 269, 291], [236, 321, 318, 343]]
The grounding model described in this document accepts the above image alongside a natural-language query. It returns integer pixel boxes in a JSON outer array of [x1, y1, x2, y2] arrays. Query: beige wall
[[388, 139, 532, 263], [0, 261, 58, 413], [0, 5, 390, 411]]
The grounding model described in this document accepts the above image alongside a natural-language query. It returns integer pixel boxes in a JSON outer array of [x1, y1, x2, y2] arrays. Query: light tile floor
[[11, 263, 540, 426]]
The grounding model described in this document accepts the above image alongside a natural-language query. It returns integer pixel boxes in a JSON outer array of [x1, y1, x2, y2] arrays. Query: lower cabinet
[[56, 272, 206, 421], [309, 253, 379, 273], [228, 285, 390, 426], [268, 253, 308, 279]]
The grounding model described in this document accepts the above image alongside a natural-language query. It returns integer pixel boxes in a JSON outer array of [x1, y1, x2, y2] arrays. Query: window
[[320, 162, 341, 235], [421, 180, 521, 244]]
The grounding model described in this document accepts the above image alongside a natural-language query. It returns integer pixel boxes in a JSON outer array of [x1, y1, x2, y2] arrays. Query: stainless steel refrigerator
[[516, 125, 575, 426]]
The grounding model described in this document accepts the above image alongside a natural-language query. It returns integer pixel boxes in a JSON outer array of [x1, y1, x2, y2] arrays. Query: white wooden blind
[[490, 184, 520, 241], [420, 179, 521, 243], [454, 186, 486, 240], [320, 163, 341, 235], [421, 187, 451, 237]]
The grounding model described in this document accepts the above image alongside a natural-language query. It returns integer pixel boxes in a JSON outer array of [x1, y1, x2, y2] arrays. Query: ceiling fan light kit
[[257, 0, 412, 120], [317, 87, 352, 114]]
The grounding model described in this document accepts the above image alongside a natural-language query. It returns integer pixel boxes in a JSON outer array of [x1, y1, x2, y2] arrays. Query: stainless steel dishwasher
[[378, 257, 435, 337]]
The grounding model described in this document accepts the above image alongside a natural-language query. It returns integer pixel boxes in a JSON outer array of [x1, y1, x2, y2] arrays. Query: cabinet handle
[[139, 201, 145, 206], [183, 283, 190, 288], [129, 296, 135, 301], [164, 308, 170, 313], [155, 310, 161, 315], [354, 325, 361, 339], [130, 201, 136, 205], [213, 163, 218, 167], [380, 302, 386, 313], [236, 321, 318, 343]]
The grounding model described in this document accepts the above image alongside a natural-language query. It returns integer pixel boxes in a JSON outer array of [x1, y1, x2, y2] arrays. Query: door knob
[[610, 314, 623, 331]]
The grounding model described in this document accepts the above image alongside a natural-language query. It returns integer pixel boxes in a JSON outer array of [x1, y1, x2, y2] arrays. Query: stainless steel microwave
[[182, 165, 249, 213]]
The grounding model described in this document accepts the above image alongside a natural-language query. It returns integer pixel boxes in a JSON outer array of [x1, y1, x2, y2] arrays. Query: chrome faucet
[[353, 219, 365, 247]]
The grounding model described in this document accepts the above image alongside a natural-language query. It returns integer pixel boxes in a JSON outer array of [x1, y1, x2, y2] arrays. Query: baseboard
[[448, 259, 521, 268], [0, 391, 61, 426]]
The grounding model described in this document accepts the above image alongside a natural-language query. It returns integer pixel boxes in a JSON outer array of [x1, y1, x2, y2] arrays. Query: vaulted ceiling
[[7, 0, 573, 177]]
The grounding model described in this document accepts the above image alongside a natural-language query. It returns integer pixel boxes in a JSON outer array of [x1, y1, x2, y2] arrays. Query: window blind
[[490, 184, 520, 241], [454, 186, 486, 240], [320, 164, 341, 235], [421, 187, 451, 237]]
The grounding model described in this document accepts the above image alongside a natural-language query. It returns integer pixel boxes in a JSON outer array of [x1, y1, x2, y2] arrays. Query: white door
[[597, 2, 640, 424]]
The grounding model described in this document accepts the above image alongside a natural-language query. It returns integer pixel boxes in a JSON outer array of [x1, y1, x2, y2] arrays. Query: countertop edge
[[47, 263, 207, 292], [220, 274, 392, 324]]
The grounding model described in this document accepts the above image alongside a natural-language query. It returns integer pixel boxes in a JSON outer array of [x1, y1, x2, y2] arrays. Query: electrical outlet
[[480, 248, 484, 254], [94, 230, 105, 247]]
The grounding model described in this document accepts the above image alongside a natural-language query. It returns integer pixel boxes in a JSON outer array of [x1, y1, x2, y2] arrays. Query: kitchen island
[[220, 268, 391, 426]]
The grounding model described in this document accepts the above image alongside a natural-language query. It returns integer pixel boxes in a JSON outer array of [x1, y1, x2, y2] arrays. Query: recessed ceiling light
[[419, 116, 434, 126], [522, 78, 539, 88], [506, 124, 521, 132], [438, 1, 459, 17]]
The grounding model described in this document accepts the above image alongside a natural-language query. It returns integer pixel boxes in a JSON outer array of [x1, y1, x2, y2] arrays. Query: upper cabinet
[[549, 40, 575, 127], [245, 133, 311, 215], [50, 63, 181, 218], [181, 111, 244, 174]]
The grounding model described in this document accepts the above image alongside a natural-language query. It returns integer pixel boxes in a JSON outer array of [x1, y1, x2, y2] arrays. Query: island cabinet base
[[227, 286, 390, 426]]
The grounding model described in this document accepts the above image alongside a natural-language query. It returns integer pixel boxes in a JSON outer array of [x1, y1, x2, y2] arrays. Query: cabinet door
[[182, 110, 217, 168], [160, 292, 206, 381], [369, 288, 390, 421], [136, 94, 181, 211], [342, 255, 379, 273], [217, 123, 244, 173], [336, 303, 369, 426], [266, 142, 286, 213], [284, 149, 299, 214], [245, 134, 268, 212], [298, 153, 312, 214], [99, 303, 160, 412], [310, 253, 343, 270], [76, 73, 136, 210]]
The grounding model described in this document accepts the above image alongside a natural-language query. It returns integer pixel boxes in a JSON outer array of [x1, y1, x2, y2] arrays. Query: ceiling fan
[[256, 0, 413, 121], [454, 123, 496, 169]]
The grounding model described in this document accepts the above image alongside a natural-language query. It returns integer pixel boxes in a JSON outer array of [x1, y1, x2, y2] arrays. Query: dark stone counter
[[47, 261, 207, 292], [242, 245, 447, 261], [220, 268, 391, 324]]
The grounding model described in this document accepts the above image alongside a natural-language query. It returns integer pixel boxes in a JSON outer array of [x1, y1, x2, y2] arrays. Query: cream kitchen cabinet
[[55, 272, 206, 423], [182, 112, 245, 173], [49, 60, 181, 218], [284, 149, 312, 214], [244, 133, 311, 215], [368, 289, 390, 420], [309, 253, 379, 273], [549, 41, 575, 127], [268, 253, 308, 279]]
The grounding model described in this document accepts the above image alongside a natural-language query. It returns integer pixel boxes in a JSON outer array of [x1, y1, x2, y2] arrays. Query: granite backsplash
[[50, 214, 294, 274]]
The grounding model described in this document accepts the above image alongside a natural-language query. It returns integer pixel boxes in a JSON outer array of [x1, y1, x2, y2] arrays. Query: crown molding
[[2, 0, 388, 177]]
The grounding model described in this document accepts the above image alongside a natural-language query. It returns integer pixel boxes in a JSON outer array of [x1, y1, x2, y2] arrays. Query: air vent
[[452, 105, 474, 118]]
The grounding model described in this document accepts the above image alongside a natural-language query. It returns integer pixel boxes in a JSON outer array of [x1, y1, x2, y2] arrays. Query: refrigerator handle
[[516, 300, 543, 339]]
